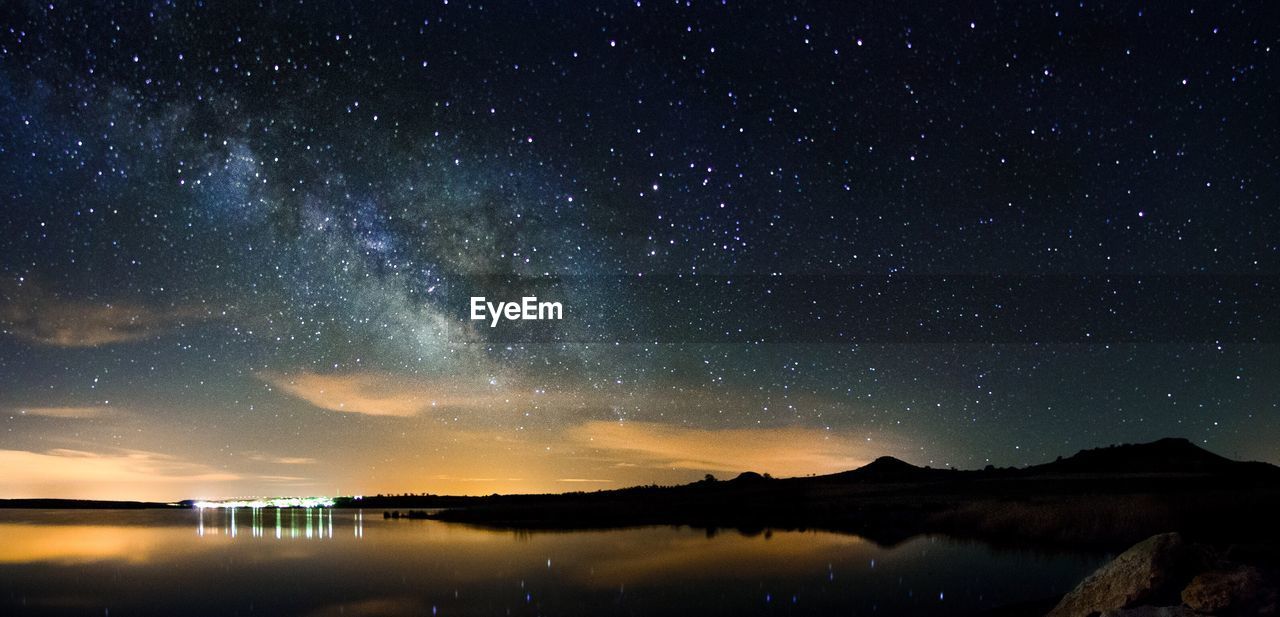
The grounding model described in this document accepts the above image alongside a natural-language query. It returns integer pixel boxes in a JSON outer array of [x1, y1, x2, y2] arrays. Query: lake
[[0, 509, 1105, 616]]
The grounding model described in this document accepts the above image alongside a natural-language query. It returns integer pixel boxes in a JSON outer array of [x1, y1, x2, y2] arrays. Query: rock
[[1181, 565, 1277, 616], [1047, 533, 1198, 617], [1098, 607, 1194, 617], [1098, 607, 1197, 617]]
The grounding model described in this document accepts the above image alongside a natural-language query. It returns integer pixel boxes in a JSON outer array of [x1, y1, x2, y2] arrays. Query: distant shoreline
[[6, 438, 1280, 552], [0, 498, 182, 509]]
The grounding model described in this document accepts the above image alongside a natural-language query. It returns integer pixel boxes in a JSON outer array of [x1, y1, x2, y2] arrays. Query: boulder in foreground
[[1181, 565, 1277, 616], [1047, 532, 1196, 617], [1097, 607, 1197, 617]]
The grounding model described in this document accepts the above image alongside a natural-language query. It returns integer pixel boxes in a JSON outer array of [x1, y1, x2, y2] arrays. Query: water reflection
[[196, 507, 347, 540], [0, 509, 1105, 616], [0, 523, 178, 565]]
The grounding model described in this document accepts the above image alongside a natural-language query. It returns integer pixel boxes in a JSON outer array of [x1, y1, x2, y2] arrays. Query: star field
[[0, 1, 1276, 499]]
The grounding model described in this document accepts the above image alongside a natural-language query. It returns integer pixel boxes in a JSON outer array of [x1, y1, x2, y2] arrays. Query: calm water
[[0, 509, 1104, 616]]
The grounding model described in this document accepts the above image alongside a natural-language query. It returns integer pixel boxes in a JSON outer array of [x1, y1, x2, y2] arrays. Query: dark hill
[[1031, 438, 1242, 474], [826, 455, 945, 482], [860, 456, 920, 474]]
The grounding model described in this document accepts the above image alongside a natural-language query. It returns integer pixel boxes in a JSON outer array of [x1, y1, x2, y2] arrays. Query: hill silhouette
[[411, 437, 1280, 549], [847, 455, 921, 474], [825, 455, 946, 481], [1031, 438, 1239, 474]]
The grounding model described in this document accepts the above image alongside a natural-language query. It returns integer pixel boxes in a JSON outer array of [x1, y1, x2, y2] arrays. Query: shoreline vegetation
[[4, 438, 1278, 552]]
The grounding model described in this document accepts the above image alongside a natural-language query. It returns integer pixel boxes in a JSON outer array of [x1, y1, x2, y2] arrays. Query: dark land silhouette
[[0, 498, 180, 509], [350, 438, 1280, 550], [4, 438, 1277, 551]]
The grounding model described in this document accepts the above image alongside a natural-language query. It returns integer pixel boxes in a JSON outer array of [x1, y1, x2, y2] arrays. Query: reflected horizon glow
[[0, 509, 1106, 616]]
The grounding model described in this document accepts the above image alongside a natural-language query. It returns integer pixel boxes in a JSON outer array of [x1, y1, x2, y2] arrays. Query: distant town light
[[193, 497, 335, 509]]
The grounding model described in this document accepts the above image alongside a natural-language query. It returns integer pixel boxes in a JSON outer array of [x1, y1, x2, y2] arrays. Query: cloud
[[0, 448, 239, 501], [257, 475, 315, 483], [246, 453, 317, 465], [0, 281, 209, 347], [14, 406, 113, 419], [261, 372, 434, 417], [259, 371, 582, 417], [260, 370, 822, 421], [569, 421, 887, 477], [429, 475, 500, 483]]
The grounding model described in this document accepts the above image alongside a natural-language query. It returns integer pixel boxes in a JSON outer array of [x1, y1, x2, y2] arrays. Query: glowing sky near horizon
[[1, 1, 1277, 501]]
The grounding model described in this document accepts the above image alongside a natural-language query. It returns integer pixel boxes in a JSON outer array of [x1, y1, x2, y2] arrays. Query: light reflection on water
[[0, 509, 1104, 616], [196, 507, 346, 539]]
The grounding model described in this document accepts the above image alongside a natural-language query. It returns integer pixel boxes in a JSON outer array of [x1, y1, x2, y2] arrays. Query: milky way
[[1, 1, 1276, 500]]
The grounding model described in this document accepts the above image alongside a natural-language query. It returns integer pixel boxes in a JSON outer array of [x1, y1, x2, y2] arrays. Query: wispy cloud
[[246, 453, 317, 465], [0, 448, 239, 501], [428, 474, 525, 483], [259, 371, 580, 417], [0, 281, 209, 347], [257, 474, 315, 483], [13, 406, 114, 419], [261, 372, 434, 417]]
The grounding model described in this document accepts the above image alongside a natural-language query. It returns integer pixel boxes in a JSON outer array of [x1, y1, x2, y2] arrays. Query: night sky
[[1, 1, 1277, 501]]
